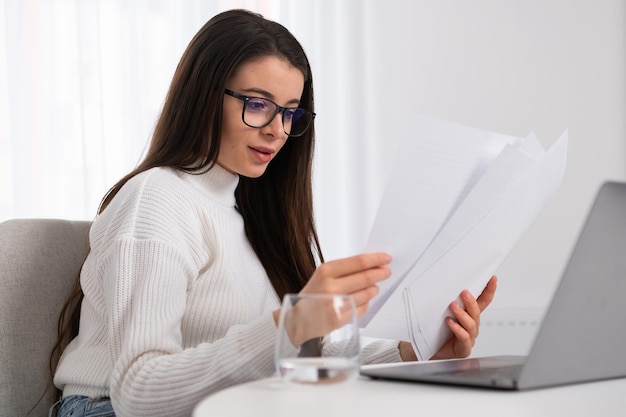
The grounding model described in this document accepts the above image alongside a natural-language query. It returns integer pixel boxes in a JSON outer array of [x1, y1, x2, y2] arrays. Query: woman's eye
[[284, 109, 296, 120], [285, 108, 304, 122], [247, 99, 269, 112]]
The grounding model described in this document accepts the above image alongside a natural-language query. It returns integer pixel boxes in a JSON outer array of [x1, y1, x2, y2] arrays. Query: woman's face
[[219, 55, 305, 178]]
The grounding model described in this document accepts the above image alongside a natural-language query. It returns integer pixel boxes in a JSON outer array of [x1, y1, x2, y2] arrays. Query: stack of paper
[[360, 116, 568, 360]]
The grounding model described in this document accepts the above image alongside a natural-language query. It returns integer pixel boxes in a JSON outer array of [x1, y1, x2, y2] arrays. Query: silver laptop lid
[[519, 181, 626, 389]]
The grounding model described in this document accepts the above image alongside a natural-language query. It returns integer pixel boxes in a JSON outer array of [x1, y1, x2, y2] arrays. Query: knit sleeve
[[104, 238, 278, 417], [361, 338, 403, 364]]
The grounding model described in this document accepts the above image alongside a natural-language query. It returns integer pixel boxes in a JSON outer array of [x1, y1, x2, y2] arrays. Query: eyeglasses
[[224, 89, 315, 137]]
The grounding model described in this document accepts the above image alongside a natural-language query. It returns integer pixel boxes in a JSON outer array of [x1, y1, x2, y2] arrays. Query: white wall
[[311, 0, 625, 312], [4, 0, 623, 316]]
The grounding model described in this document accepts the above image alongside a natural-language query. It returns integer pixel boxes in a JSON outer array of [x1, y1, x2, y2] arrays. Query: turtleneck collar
[[185, 164, 240, 208]]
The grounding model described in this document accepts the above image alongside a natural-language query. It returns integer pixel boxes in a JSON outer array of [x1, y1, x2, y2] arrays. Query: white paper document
[[360, 116, 568, 360]]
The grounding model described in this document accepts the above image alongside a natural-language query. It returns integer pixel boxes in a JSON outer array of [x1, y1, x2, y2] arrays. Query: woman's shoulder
[[121, 167, 199, 207], [127, 166, 236, 206], [90, 167, 212, 268], [97, 168, 203, 236], [131, 166, 187, 191], [96, 166, 238, 237], [103, 165, 239, 228]]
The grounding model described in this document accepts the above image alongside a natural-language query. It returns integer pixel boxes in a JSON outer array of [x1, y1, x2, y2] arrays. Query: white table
[[193, 373, 626, 417]]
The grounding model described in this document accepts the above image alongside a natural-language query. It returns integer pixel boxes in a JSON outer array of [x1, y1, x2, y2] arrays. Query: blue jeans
[[52, 395, 115, 417]]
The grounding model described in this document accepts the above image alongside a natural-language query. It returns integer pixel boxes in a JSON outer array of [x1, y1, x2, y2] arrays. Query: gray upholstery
[[0, 219, 91, 417]]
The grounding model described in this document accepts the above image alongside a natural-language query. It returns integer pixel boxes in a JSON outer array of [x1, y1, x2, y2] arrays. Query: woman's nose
[[261, 112, 286, 139]]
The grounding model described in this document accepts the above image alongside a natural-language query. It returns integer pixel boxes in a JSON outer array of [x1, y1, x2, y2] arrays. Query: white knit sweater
[[53, 165, 401, 417]]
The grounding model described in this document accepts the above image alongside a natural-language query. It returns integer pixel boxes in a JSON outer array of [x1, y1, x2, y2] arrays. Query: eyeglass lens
[[244, 97, 313, 137]]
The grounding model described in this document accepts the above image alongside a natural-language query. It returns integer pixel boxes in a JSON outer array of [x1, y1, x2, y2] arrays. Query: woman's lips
[[249, 146, 273, 163]]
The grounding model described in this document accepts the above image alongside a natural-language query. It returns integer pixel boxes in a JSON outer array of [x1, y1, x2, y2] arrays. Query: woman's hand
[[430, 275, 498, 360], [300, 252, 392, 317], [273, 252, 392, 345], [399, 275, 498, 362]]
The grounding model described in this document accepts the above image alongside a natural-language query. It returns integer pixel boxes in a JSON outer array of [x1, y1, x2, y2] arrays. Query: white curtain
[[1, 0, 388, 260]]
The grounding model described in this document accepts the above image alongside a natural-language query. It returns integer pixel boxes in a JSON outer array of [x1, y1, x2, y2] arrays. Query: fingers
[[452, 275, 497, 332], [449, 296, 479, 341], [448, 282, 488, 339], [461, 290, 481, 323], [445, 276, 498, 358], [303, 252, 392, 296], [432, 276, 498, 360], [300, 252, 392, 322], [350, 284, 379, 313], [333, 264, 391, 295], [315, 252, 392, 281], [476, 275, 497, 311], [445, 297, 479, 358], [445, 316, 473, 358]]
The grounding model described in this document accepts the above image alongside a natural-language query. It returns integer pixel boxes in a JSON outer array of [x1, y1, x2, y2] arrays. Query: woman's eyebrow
[[242, 87, 300, 106]]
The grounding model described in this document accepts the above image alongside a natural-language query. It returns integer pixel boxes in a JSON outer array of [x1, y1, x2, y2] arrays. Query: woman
[[51, 9, 496, 417]]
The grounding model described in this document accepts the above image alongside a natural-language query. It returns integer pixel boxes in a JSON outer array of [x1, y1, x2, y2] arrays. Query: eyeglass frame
[[224, 89, 316, 137]]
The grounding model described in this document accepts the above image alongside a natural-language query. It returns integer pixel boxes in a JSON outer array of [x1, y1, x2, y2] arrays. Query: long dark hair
[[50, 8, 322, 390]]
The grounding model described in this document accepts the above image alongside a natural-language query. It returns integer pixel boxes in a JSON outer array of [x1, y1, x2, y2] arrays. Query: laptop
[[361, 181, 626, 390]]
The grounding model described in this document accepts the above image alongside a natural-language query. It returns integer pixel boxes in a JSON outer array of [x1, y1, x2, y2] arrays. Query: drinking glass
[[275, 293, 360, 384]]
